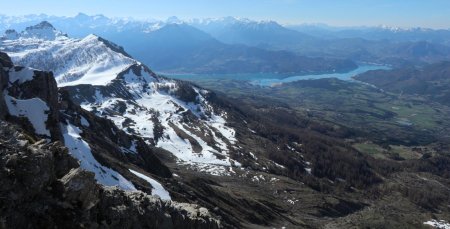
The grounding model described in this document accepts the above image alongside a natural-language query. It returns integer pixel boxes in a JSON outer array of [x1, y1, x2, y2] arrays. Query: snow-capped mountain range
[[4, 13, 448, 72], [1, 14, 449, 41], [2, 15, 362, 75]]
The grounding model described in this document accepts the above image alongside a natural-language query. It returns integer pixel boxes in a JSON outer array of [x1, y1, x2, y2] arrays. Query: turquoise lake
[[162, 65, 390, 86]]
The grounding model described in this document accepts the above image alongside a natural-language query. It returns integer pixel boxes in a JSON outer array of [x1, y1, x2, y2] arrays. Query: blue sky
[[3, 0, 450, 28]]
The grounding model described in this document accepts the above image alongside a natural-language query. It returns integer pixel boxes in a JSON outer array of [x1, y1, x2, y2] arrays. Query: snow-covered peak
[[1, 30, 137, 86], [1, 21, 66, 41], [81, 33, 99, 41], [27, 21, 54, 30], [20, 21, 66, 40]]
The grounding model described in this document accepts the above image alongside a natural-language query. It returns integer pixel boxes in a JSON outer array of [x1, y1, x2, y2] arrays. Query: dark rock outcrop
[[0, 53, 10, 119], [0, 52, 13, 68]]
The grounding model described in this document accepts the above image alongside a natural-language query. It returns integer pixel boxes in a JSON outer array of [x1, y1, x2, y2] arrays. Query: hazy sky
[[3, 0, 450, 28]]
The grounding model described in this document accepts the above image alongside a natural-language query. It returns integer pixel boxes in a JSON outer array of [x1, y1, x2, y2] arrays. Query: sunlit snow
[[61, 122, 136, 191], [1, 33, 136, 86], [4, 93, 51, 136], [129, 169, 171, 201], [424, 220, 450, 229]]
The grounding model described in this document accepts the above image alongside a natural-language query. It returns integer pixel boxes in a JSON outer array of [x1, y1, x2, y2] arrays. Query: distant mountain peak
[[166, 16, 183, 24], [75, 12, 89, 18], [3, 29, 19, 40], [26, 20, 55, 30], [5, 21, 67, 40]]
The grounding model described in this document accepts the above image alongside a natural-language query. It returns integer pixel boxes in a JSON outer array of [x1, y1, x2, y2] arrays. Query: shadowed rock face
[[0, 52, 13, 68], [0, 54, 9, 119], [0, 52, 13, 119], [0, 120, 220, 229]]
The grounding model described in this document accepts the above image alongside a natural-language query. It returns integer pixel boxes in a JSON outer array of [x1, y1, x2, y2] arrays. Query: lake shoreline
[[162, 65, 391, 87]]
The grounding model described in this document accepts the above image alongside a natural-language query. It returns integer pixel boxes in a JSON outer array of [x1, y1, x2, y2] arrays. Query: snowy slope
[[79, 65, 241, 175], [1, 23, 136, 86]]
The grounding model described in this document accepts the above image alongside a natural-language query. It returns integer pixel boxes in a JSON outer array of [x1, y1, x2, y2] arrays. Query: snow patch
[[80, 116, 90, 127], [249, 152, 258, 160], [4, 93, 50, 136], [8, 67, 35, 84], [287, 199, 298, 205], [424, 220, 450, 229], [129, 169, 171, 201], [121, 141, 138, 154], [305, 167, 312, 174], [252, 175, 266, 182], [61, 122, 136, 191]]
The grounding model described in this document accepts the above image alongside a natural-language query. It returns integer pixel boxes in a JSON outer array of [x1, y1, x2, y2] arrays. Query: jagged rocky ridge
[[0, 51, 221, 228]]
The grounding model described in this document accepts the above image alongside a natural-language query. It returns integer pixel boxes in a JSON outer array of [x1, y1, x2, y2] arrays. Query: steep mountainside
[[0, 51, 220, 228]]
